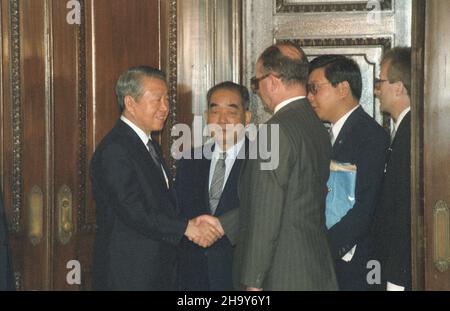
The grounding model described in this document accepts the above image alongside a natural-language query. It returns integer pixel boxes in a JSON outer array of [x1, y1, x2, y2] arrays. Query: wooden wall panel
[[423, 0, 450, 290], [51, 0, 80, 290], [20, 0, 49, 290], [87, 0, 161, 151]]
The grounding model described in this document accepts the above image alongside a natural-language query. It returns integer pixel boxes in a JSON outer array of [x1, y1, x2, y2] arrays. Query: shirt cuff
[[387, 281, 405, 291]]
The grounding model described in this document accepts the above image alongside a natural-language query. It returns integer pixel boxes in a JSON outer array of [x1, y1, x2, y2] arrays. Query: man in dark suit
[[307, 55, 389, 290], [233, 42, 338, 291], [176, 81, 251, 291], [0, 189, 14, 290], [90, 66, 224, 290], [371, 47, 412, 291]]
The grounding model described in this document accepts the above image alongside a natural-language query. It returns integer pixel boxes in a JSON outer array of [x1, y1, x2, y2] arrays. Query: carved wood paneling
[[276, 0, 393, 13], [76, 0, 94, 233], [9, 0, 22, 233], [287, 37, 392, 50], [167, 0, 178, 179]]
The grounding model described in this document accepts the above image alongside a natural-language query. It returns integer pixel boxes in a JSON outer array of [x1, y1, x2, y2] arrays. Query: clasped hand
[[185, 215, 224, 248]]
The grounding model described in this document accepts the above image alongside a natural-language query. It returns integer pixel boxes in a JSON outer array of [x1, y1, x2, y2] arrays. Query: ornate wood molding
[[167, 0, 177, 179], [276, 0, 393, 13], [285, 37, 392, 50], [10, 0, 22, 233], [76, 0, 95, 233]]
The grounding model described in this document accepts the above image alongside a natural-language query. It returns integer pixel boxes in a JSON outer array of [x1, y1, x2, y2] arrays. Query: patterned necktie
[[147, 139, 162, 167], [209, 152, 227, 215], [329, 126, 335, 146]]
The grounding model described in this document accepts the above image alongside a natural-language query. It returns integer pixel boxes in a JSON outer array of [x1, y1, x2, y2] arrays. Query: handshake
[[184, 215, 224, 248]]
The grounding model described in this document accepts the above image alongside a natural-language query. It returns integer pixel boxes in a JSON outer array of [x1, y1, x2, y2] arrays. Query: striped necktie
[[209, 152, 227, 215]]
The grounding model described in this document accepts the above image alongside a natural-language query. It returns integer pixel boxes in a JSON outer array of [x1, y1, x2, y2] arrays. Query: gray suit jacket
[[233, 98, 338, 290]]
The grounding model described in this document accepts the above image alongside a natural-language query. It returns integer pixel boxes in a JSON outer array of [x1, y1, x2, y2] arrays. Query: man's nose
[[160, 98, 169, 112], [218, 112, 228, 123]]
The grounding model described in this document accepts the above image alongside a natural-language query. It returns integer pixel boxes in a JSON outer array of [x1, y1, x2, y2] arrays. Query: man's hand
[[194, 215, 225, 234], [184, 215, 224, 248]]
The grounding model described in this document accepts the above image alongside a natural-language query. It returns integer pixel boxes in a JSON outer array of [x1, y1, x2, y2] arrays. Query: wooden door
[[0, 0, 176, 290], [419, 0, 450, 290]]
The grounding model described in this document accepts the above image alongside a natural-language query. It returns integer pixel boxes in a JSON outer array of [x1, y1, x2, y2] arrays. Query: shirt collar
[[330, 105, 360, 140], [213, 137, 246, 161], [393, 106, 411, 133], [274, 96, 305, 114], [120, 115, 151, 147]]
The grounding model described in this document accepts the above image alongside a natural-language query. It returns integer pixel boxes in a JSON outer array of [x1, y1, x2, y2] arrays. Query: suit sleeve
[[328, 130, 389, 258], [240, 126, 293, 288], [219, 208, 240, 246], [92, 143, 188, 245]]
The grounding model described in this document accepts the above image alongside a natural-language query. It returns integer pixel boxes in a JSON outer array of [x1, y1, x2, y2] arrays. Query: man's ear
[[338, 81, 351, 99], [203, 110, 209, 123], [394, 81, 406, 96], [123, 95, 135, 114], [270, 74, 281, 92], [244, 111, 252, 126]]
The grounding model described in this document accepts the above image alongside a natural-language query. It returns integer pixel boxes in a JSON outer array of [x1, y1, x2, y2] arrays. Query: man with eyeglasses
[[233, 42, 338, 290], [307, 55, 389, 290], [370, 47, 412, 291]]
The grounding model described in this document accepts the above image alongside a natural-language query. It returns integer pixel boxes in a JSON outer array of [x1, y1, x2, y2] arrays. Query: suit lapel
[[331, 106, 362, 157], [386, 111, 410, 168], [117, 120, 168, 193]]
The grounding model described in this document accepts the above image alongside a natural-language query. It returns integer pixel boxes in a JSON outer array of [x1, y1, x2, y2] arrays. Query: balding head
[[258, 41, 309, 87]]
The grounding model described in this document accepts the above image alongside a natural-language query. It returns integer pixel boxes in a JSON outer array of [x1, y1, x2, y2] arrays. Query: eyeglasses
[[250, 73, 280, 93], [374, 78, 389, 89], [306, 82, 331, 95]]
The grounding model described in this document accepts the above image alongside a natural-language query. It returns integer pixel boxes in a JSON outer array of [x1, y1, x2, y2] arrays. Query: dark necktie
[[146, 139, 169, 188], [147, 139, 162, 167], [209, 152, 227, 215]]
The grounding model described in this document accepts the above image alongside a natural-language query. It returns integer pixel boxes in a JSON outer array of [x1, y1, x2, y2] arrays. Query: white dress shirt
[[208, 138, 245, 191], [121, 115, 169, 188], [330, 105, 360, 262]]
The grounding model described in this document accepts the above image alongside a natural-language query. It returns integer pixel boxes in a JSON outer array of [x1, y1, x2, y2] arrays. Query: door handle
[[57, 185, 73, 245], [433, 200, 450, 272], [28, 186, 44, 246]]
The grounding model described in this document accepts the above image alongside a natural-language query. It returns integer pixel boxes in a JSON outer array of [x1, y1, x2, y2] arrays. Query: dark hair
[[382, 47, 411, 96], [207, 81, 250, 110], [259, 41, 309, 86], [115, 66, 166, 113], [309, 55, 362, 101]]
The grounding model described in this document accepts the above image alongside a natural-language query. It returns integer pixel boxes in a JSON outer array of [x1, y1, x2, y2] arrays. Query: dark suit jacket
[[371, 112, 411, 290], [234, 98, 338, 290], [327, 106, 389, 290], [175, 141, 246, 291], [0, 189, 14, 291], [90, 120, 188, 291]]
